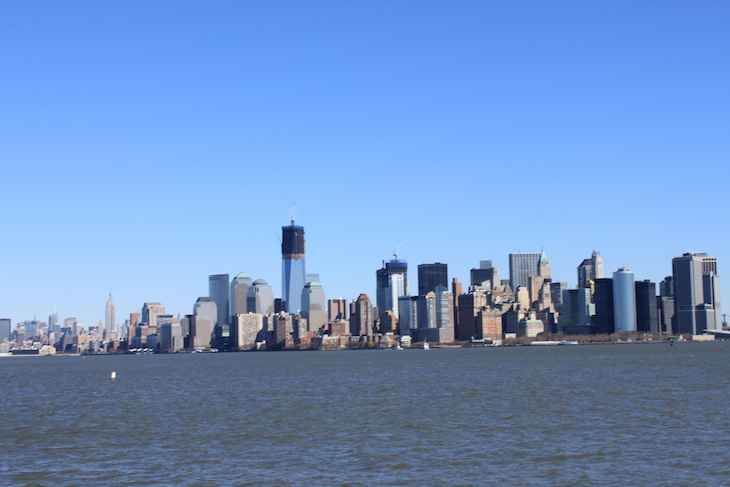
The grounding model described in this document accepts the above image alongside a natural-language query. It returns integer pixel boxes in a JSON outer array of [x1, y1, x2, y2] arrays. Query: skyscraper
[[247, 279, 275, 315], [48, 312, 59, 333], [328, 298, 348, 322], [558, 289, 594, 331], [592, 278, 615, 335], [635, 280, 659, 333], [613, 268, 636, 333], [230, 272, 253, 317], [105, 292, 116, 339], [301, 282, 327, 332], [672, 252, 722, 334], [509, 253, 540, 292], [657, 276, 675, 333], [350, 294, 374, 337], [577, 251, 604, 289], [191, 297, 217, 349], [282, 219, 306, 314], [141, 303, 164, 328], [376, 259, 408, 319], [418, 263, 448, 296], [470, 261, 500, 290], [0, 318, 10, 343], [209, 274, 231, 328]]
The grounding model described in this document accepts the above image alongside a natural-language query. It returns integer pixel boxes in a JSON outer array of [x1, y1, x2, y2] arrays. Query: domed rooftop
[[235, 272, 251, 279], [252, 279, 268, 286]]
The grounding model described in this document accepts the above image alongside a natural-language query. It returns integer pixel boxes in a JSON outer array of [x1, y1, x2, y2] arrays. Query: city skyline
[[1, 229, 723, 334], [2, 2, 729, 325]]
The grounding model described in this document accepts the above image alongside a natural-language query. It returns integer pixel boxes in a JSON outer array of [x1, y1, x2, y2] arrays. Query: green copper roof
[[539, 247, 548, 262]]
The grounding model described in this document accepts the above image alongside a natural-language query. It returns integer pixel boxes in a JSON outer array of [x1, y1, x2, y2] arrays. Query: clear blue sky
[[2, 1, 728, 327]]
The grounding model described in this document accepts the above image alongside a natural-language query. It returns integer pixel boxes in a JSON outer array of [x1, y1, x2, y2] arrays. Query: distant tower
[[248, 279, 275, 315], [48, 311, 59, 333], [141, 303, 164, 328], [230, 272, 253, 318], [578, 251, 604, 289], [192, 297, 217, 349], [470, 260, 500, 290], [105, 292, 116, 339], [350, 294, 374, 337], [209, 274, 231, 327], [509, 253, 540, 292], [301, 282, 327, 332], [613, 268, 637, 332], [328, 298, 348, 322], [592, 278, 615, 335], [0, 318, 11, 343], [635, 280, 659, 333], [282, 218, 306, 314], [538, 248, 550, 278], [672, 252, 722, 334], [376, 259, 409, 319], [418, 263, 448, 296]]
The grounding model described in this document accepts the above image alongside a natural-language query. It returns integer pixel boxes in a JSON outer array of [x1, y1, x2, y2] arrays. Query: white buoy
[[110, 371, 116, 380]]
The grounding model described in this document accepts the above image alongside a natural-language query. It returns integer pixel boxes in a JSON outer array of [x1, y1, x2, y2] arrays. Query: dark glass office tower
[[592, 278, 615, 335], [418, 263, 448, 296], [282, 220, 306, 314], [635, 280, 659, 333]]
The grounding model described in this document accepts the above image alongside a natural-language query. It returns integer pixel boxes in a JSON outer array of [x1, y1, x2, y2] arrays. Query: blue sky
[[2, 1, 728, 327]]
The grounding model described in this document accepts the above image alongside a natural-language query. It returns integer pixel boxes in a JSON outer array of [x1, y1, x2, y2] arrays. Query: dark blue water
[[2, 343, 730, 486]]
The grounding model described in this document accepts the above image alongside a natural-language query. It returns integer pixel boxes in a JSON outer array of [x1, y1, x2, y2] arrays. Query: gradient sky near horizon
[[2, 1, 729, 327]]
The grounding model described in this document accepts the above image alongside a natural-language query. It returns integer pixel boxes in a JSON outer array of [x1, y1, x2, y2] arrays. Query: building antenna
[[393, 237, 404, 260], [289, 202, 296, 225]]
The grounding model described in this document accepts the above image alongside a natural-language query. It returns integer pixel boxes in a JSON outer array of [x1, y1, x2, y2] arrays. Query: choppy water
[[2, 342, 730, 486]]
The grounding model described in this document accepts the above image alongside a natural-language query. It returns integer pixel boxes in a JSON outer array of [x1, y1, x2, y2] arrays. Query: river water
[[2, 342, 729, 486]]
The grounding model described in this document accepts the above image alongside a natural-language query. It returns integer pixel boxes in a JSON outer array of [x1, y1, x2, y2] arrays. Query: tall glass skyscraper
[[209, 274, 230, 327], [612, 268, 637, 333], [508, 253, 540, 291], [282, 220, 306, 314]]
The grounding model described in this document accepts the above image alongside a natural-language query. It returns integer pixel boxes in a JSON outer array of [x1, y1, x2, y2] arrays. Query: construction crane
[[392, 237, 404, 260]]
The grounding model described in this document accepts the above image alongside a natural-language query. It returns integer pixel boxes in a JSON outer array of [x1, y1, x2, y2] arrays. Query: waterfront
[[2, 343, 730, 486]]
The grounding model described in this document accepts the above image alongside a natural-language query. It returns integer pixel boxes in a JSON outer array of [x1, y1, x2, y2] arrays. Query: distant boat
[[422, 341, 430, 350], [394, 344, 403, 350]]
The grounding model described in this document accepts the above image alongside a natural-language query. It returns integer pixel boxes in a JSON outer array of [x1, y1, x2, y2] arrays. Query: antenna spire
[[289, 202, 296, 225]]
